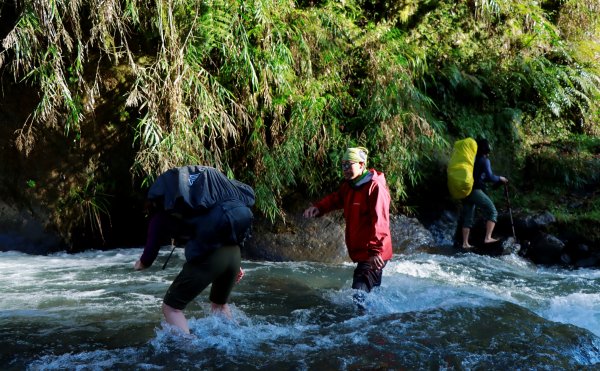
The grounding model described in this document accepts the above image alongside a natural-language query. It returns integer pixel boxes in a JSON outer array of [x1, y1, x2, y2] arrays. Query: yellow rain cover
[[447, 138, 478, 199]]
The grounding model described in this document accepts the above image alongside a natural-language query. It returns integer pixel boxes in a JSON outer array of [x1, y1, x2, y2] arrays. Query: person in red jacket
[[303, 147, 393, 307]]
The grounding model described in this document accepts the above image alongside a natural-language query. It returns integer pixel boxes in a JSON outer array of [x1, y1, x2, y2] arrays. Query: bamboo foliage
[[130, 0, 248, 176], [2, 0, 136, 153], [354, 23, 441, 202], [1, 0, 599, 226], [409, 1, 599, 140]]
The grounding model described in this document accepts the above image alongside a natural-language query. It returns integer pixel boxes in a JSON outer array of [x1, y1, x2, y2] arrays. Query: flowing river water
[[1, 247, 599, 370]]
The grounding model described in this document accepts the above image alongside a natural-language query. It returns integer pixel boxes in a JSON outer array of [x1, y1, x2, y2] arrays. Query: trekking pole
[[162, 238, 176, 270], [504, 183, 517, 240]]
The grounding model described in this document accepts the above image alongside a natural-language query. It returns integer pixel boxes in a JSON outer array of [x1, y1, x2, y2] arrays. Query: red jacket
[[314, 169, 393, 262]]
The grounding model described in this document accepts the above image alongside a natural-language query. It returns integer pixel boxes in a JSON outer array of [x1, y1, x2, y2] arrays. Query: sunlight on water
[[544, 293, 600, 335], [1, 248, 599, 370]]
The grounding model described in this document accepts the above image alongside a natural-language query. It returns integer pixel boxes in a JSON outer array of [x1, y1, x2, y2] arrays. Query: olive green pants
[[461, 189, 498, 228], [163, 244, 241, 310]]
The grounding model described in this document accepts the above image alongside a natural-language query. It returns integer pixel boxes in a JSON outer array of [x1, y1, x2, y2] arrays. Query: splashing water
[[1, 248, 599, 370]]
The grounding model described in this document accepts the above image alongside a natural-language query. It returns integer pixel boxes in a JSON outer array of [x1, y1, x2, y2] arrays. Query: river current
[[1, 247, 599, 370]]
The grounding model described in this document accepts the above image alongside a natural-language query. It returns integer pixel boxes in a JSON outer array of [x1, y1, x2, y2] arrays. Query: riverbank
[[0, 116, 598, 267], [1, 194, 597, 270]]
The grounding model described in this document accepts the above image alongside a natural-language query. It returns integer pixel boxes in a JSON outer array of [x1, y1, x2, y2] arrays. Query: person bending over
[[135, 166, 253, 334]]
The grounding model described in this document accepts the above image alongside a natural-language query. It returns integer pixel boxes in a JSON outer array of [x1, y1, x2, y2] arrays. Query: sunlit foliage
[[1, 0, 598, 227]]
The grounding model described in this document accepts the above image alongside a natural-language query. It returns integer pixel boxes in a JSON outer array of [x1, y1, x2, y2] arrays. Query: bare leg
[[462, 227, 473, 248], [162, 302, 190, 334], [211, 302, 232, 320], [484, 221, 498, 243]]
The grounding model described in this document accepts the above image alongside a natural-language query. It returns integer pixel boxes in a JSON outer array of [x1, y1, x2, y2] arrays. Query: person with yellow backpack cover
[[448, 138, 508, 249]]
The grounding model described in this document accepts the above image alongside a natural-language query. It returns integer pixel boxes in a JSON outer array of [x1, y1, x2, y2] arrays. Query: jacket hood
[[369, 168, 387, 186], [350, 168, 386, 189]]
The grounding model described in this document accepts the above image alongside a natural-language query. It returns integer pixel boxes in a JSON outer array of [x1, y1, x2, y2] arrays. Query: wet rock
[[562, 243, 591, 262], [524, 233, 565, 265], [424, 210, 458, 247], [390, 214, 435, 254], [243, 211, 435, 262], [518, 211, 556, 231], [574, 255, 600, 268], [0, 201, 65, 255], [243, 210, 349, 263], [560, 253, 574, 265], [464, 237, 520, 257], [559, 243, 600, 268], [500, 237, 521, 255]]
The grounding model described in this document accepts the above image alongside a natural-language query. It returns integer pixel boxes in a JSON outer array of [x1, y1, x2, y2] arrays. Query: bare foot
[[462, 244, 474, 249], [484, 237, 499, 244], [211, 302, 233, 320]]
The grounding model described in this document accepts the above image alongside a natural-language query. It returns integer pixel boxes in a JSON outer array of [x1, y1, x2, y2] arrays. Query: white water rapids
[[1, 248, 599, 369]]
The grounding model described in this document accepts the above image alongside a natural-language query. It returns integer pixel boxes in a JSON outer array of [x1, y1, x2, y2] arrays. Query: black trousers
[[352, 260, 387, 292]]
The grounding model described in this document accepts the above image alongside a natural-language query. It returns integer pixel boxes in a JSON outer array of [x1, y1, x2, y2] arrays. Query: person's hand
[[303, 206, 320, 218], [500, 176, 509, 183], [235, 267, 244, 284], [134, 259, 147, 271], [368, 254, 385, 270]]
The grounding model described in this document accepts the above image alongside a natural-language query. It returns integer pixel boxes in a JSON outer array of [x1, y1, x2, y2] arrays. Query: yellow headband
[[343, 147, 368, 164]]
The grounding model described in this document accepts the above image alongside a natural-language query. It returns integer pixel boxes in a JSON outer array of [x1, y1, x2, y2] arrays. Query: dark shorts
[[163, 244, 241, 310], [352, 261, 387, 292]]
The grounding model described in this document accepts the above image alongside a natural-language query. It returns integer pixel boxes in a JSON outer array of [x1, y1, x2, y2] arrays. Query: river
[[1, 247, 599, 370]]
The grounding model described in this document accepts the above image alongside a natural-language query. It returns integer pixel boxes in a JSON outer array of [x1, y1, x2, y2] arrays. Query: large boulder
[[243, 211, 435, 262], [243, 210, 349, 263], [523, 232, 565, 265], [0, 200, 64, 254], [422, 209, 458, 247], [517, 211, 556, 232], [390, 214, 436, 254]]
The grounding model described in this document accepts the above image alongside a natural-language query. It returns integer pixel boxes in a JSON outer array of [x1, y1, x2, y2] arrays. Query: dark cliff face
[[0, 71, 148, 252], [0, 2, 18, 45], [0, 78, 62, 253], [0, 74, 41, 204]]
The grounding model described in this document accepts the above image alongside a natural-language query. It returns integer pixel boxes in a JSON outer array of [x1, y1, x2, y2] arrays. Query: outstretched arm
[[135, 212, 173, 269], [304, 188, 344, 218], [303, 206, 321, 218]]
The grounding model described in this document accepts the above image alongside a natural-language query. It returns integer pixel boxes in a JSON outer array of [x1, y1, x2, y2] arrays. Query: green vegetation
[[511, 134, 600, 244], [0, 0, 598, 243], [57, 165, 112, 242], [524, 135, 600, 190]]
